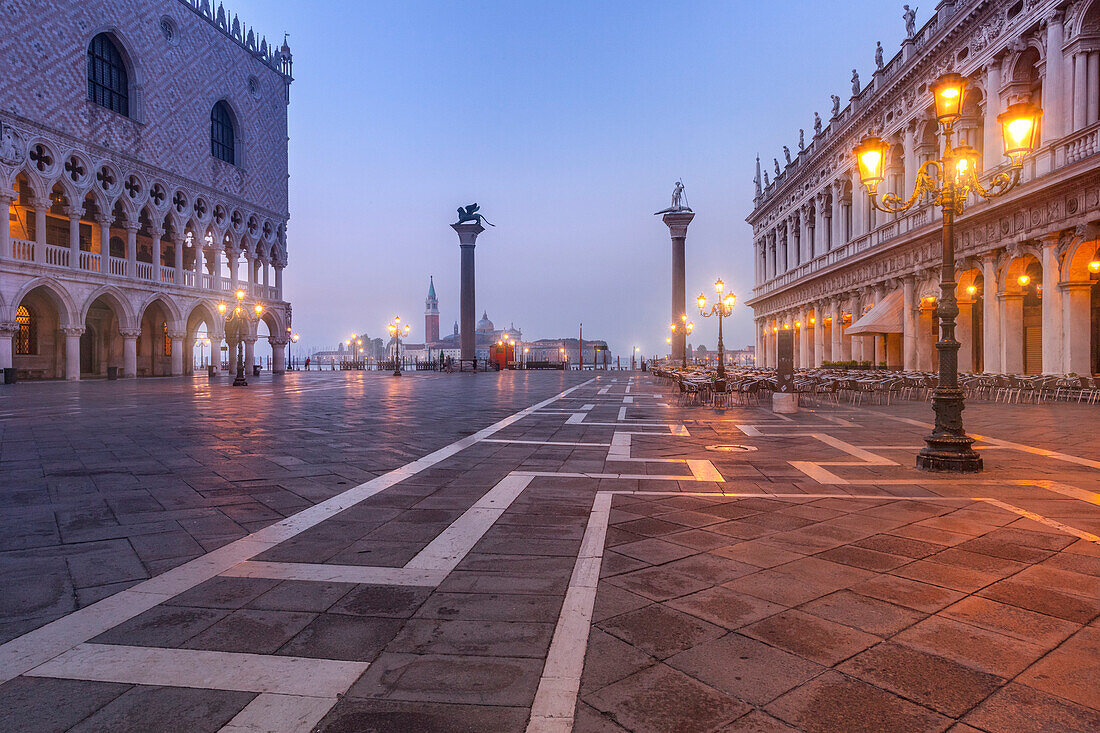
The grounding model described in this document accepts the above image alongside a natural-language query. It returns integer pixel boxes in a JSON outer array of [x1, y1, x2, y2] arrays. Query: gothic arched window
[[163, 321, 172, 356], [87, 33, 129, 116], [16, 305, 37, 355], [211, 101, 235, 164]]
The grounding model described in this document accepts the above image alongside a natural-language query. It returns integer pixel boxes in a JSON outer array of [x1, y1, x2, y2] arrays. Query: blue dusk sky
[[231, 0, 911, 356]]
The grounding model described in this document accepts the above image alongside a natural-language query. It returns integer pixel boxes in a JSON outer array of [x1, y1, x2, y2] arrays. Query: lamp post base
[[393, 369, 402, 377], [232, 373, 248, 387], [916, 435, 983, 473]]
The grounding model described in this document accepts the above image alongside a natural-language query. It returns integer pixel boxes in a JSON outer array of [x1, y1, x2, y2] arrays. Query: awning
[[846, 289, 903, 335]]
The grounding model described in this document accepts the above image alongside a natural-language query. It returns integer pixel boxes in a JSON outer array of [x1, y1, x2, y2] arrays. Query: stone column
[[1062, 283, 1093, 374], [211, 335, 224, 371], [0, 322, 15, 370], [1044, 13, 1065, 140], [1074, 52, 1088, 131], [789, 215, 801, 268], [274, 264, 284, 300], [767, 238, 776, 280], [829, 300, 842, 362], [34, 200, 47, 264], [903, 276, 918, 371], [1041, 237, 1063, 374], [452, 221, 486, 360], [243, 337, 256, 372], [1089, 52, 1100, 125], [813, 304, 825, 366], [270, 338, 288, 373], [169, 331, 184, 376], [126, 223, 139, 279], [227, 247, 240, 292], [174, 234, 185, 286], [983, 62, 1002, 172], [798, 307, 811, 368], [661, 210, 694, 364], [63, 326, 83, 380], [210, 248, 222, 293], [194, 240, 205, 288], [0, 193, 11, 262], [755, 320, 763, 366], [839, 297, 853, 361], [67, 208, 81, 270], [263, 259, 271, 296], [981, 255, 1001, 373], [121, 329, 139, 378], [97, 217, 110, 271]]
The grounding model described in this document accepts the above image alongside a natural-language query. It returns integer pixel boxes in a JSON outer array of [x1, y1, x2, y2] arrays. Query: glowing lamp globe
[[235, 289, 245, 301], [853, 136, 890, 194], [217, 302, 227, 314], [1017, 274, 1031, 287], [998, 102, 1042, 166], [697, 293, 707, 312], [931, 73, 967, 125]]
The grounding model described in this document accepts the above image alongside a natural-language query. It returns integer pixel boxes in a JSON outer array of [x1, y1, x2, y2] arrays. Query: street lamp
[[289, 332, 299, 370], [854, 73, 1041, 473], [387, 316, 410, 376], [697, 277, 736, 381], [669, 316, 694, 368], [523, 346, 529, 369], [217, 288, 264, 386]]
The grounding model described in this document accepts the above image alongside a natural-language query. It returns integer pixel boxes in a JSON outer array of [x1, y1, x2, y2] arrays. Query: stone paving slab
[[1, 371, 1099, 731]]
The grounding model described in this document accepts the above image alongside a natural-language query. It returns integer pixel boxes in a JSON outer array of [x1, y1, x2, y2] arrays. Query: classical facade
[[746, 0, 1100, 376], [0, 0, 293, 379]]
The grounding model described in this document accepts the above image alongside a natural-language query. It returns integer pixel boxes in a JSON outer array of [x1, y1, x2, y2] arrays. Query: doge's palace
[[0, 0, 293, 380], [746, 0, 1100, 378]]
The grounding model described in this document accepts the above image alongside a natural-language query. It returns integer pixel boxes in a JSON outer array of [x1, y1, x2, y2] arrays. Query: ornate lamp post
[[387, 316, 410, 376], [669, 315, 694, 368], [217, 289, 264, 387], [697, 278, 737, 381], [854, 73, 1041, 473], [288, 332, 299, 370]]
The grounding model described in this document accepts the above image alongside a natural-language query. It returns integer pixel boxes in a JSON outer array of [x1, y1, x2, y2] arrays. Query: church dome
[[476, 311, 494, 333]]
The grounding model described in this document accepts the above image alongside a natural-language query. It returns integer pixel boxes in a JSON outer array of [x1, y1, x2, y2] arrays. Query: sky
[[230, 0, 912, 357]]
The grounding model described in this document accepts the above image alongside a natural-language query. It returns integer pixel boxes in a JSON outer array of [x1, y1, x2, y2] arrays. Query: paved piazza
[[1, 372, 1098, 732]]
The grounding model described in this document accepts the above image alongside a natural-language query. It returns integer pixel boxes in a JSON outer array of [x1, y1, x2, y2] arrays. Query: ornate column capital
[[124, 221, 141, 233], [268, 337, 289, 347], [119, 328, 142, 339], [0, 320, 18, 336], [61, 205, 82, 220], [59, 326, 85, 337]]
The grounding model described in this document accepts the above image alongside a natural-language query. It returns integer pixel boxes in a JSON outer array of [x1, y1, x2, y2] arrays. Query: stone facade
[[0, 0, 293, 379], [746, 0, 1100, 377]]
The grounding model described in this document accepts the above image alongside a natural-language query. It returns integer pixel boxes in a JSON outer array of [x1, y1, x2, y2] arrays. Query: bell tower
[[425, 276, 440, 343]]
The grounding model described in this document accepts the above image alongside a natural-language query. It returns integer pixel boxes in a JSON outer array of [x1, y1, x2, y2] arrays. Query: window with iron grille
[[211, 101, 235, 164], [16, 305, 36, 355], [87, 34, 129, 116]]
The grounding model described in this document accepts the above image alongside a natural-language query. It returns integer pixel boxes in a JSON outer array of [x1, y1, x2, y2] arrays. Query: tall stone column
[[829, 300, 842, 362], [451, 221, 485, 360], [97, 217, 110, 272], [63, 327, 83, 381], [274, 264, 284, 300], [1041, 237, 1063, 374], [981, 255, 1001, 373], [0, 193, 11, 262], [194, 241, 205, 288], [169, 331, 185, 376], [798, 308, 810, 368], [34, 200, 47, 264], [1044, 13, 1065, 140], [813, 304, 825, 366], [903, 276, 918, 371], [0, 322, 15, 369], [1074, 52, 1088, 131], [67, 208, 81, 270], [121, 329, 139, 378], [1062, 283, 1093, 374], [174, 235, 185, 286], [661, 210, 694, 364], [243, 337, 256, 373], [126, 223, 140, 279], [270, 338, 288, 374], [983, 63, 1002, 172]]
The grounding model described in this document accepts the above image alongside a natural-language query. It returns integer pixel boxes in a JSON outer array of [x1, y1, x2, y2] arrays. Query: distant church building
[[424, 275, 440, 343]]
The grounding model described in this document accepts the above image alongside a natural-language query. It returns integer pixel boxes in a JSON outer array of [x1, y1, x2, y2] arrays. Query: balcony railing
[[7, 238, 282, 302]]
